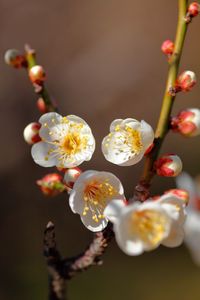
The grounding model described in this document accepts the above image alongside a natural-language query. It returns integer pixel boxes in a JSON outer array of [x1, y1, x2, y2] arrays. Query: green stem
[[25, 45, 57, 112], [136, 0, 188, 195]]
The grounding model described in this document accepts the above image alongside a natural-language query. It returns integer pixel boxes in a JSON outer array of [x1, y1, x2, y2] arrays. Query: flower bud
[[164, 189, 189, 206], [188, 2, 199, 17], [29, 65, 46, 84], [155, 154, 183, 177], [161, 40, 174, 56], [64, 167, 82, 189], [37, 173, 65, 196], [4, 49, 26, 68], [171, 108, 200, 137], [176, 71, 197, 92], [23, 122, 41, 144], [37, 97, 48, 113]]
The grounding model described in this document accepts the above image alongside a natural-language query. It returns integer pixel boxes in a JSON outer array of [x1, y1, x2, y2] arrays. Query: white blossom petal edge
[[176, 172, 200, 265], [102, 118, 154, 166], [31, 112, 95, 168], [104, 194, 186, 255], [69, 170, 125, 232]]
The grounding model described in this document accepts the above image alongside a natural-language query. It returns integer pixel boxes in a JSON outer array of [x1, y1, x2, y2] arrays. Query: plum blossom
[[102, 118, 154, 166], [105, 194, 186, 255], [69, 170, 125, 232], [31, 112, 95, 168], [176, 172, 200, 265]]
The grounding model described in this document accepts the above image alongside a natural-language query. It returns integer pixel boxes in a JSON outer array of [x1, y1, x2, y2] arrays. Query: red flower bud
[[4, 49, 26, 68], [188, 2, 199, 17], [161, 40, 175, 56], [176, 71, 197, 92], [155, 154, 183, 177], [64, 167, 82, 189], [37, 173, 65, 196], [23, 122, 41, 144], [29, 65, 46, 84], [171, 108, 200, 137], [37, 97, 48, 113]]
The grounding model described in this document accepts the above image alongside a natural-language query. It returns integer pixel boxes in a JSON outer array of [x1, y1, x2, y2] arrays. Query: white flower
[[69, 170, 125, 232], [176, 172, 200, 265], [102, 118, 154, 166], [104, 194, 186, 255], [31, 112, 95, 168]]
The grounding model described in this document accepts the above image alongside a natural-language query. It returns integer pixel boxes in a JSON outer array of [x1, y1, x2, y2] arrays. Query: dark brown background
[[1, 0, 200, 299]]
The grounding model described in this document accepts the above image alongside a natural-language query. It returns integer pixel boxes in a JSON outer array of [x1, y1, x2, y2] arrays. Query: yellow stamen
[[130, 210, 168, 246]]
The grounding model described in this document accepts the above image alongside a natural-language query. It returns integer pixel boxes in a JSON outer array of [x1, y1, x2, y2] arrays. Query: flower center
[[83, 180, 117, 222], [124, 126, 143, 154], [130, 210, 168, 246], [61, 132, 83, 155]]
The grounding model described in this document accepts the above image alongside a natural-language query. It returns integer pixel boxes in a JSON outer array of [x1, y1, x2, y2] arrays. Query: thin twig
[[43, 222, 114, 300], [134, 0, 189, 201]]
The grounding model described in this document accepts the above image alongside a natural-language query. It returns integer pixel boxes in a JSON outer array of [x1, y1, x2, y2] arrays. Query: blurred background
[[1, 0, 200, 299]]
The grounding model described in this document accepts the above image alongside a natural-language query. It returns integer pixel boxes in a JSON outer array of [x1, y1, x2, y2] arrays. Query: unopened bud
[[155, 154, 183, 177], [164, 189, 189, 205], [37, 97, 48, 113], [4, 49, 26, 68], [64, 167, 82, 190], [176, 71, 197, 92], [188, 2, 199, 17], [29, 65, 46, 84], [23, 122, 41, 144], [171, 108, 200, 137], [161, 40, 174, 56], [37, 173, 65, 196]]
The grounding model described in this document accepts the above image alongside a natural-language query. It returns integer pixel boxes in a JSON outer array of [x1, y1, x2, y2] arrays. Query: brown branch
[[43, 222, 114, 300]]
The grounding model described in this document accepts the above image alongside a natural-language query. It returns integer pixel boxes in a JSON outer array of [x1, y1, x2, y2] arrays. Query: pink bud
[[37, 97, 48, 113], [23, 122, 41, 144], [164, 189, 189, 205], [188, 2, 199, 17], [171, 108, 200, 137], [64, 167, 82, 189], [161, 40, 174, 56], [176, 71, 197, 92], [155, 154, 183, 177], [37, 173, 65, 196], [29, 65, 46, 84], [4, 49, 26, 68]]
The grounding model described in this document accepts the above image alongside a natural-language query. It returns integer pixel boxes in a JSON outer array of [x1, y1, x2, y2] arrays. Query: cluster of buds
[[185, 2, 199, 22], [37, 173, 66, 196], [154, 154, 183, 177], [4, 49, 26, 68], [171, 108, 200, 137]]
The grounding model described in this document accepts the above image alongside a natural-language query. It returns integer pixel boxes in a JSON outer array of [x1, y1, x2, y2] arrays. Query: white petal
[[80, 215, 108, 232], [114, 212, 144, 255], [69, 189, 85, 214], [31, 141, 57, 167], [184, 210, 200, 265], [104, 199, 126, 223], [110, 119, 123, 132], [162, 224, 184, 247], [67, 115, 88, 125], [140, 120, 154, 149], [176, 172, 197, 209], [39, 112, 62, 126], [94, 171, 124, 195]]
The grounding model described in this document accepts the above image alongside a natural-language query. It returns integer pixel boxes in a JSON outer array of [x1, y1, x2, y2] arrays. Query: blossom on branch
[[69, 170, 125, 232], [31, 112, 95, 168], [102, 118, 154, 166], [105, 194, 186, 255]]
